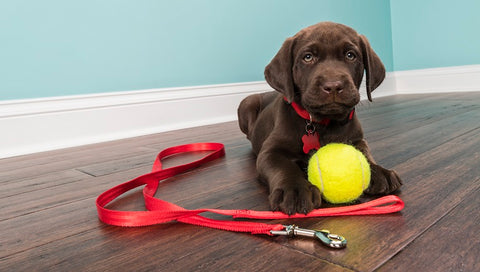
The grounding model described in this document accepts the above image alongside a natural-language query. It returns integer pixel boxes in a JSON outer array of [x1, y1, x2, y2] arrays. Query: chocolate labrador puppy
[[238, 22, 402, 215]]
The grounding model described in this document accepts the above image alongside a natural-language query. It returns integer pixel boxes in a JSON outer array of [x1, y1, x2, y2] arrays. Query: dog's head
[[265, 22, 385, 121]]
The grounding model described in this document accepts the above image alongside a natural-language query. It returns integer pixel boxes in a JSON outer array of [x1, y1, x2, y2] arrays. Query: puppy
[[238, 22, 402, 215]]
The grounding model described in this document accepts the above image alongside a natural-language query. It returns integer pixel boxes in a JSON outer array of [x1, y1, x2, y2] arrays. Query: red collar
[[283, 97, 354, 125]]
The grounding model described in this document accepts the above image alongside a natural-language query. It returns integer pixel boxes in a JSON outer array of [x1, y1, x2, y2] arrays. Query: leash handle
[[96, 143, 404, 237]]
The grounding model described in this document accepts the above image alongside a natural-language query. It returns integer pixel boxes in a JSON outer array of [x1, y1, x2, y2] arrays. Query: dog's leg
[[238, 92, 278, 139], [354, 139, 403, 194], [257, 147, 322, 215], [237, 94, 263, 139]]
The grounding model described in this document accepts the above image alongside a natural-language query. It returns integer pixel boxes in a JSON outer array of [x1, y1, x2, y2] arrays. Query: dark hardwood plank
[[0, 145, 155, 183], [359, 98, 480, 141], [369, 108, 480, 168], [0, 169, 85, 199], [356, 92, 479, 126], [377, 186, 480, 272]]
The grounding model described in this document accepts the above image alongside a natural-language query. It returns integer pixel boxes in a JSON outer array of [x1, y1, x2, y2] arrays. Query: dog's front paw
[[269, 182, 321, 215], [365, 164, 403, 195]]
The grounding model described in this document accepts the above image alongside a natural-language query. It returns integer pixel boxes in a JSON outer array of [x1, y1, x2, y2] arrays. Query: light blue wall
[[0, 0, 392, 101], [391, 0, 480, 71]]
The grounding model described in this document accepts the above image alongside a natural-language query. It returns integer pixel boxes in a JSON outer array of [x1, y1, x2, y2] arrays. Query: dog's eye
[[345, 51, 356, 61], [303, 53, 314, 63]]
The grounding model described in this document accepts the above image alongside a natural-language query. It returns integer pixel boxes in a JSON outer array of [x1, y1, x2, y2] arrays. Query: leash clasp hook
[[270, 225, 347, 249]]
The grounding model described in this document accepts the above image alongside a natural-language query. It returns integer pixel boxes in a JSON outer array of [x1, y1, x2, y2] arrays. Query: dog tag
[[302, 132, 320, 154]]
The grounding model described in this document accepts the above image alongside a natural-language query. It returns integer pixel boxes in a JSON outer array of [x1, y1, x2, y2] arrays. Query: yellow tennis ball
[[307, 143, 371, 204]]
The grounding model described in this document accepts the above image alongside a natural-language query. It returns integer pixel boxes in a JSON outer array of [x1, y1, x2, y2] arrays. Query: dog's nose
[[321, 81, 344, 94]]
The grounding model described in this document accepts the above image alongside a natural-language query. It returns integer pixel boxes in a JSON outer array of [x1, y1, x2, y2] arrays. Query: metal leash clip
[[270, 225, 347, 249]]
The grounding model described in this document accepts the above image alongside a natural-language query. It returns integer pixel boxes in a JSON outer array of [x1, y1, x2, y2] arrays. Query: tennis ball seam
[[356, 151, 367, 190], [307, 143, 371, 204], [315, 153, 325, 193]]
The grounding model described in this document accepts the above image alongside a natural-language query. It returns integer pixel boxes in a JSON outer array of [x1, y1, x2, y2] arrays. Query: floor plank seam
[[373, 177, 480, 271], [75, 167, 115, 177], [0, 228, 94, 261], [1, 194, 96, 222], [367, 105, 480, 143], [1, 180, 85, 199], [278, 242, 359, 272], [390, 126, 480, 168], [447, 126, 480, 141]]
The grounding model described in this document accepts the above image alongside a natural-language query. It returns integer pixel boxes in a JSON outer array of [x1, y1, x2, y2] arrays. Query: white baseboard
[[0, 82, 271, 159], [393, 64, 480, 94], [1, 65, 478, 159]]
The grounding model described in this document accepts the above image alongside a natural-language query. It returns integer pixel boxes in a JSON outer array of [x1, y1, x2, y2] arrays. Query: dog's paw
[[269, 182, 321, 215], [365, 164, 403, 195]]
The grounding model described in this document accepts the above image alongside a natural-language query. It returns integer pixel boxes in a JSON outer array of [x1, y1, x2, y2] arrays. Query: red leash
[[96, 143, 404, 248]]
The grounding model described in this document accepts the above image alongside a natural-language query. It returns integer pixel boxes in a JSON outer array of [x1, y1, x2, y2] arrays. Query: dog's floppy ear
[[264, 37, 296, 103], [359, 35, 385, 102]]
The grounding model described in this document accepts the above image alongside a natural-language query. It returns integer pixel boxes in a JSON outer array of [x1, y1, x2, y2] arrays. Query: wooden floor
[[1, 92, 480, 271]]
